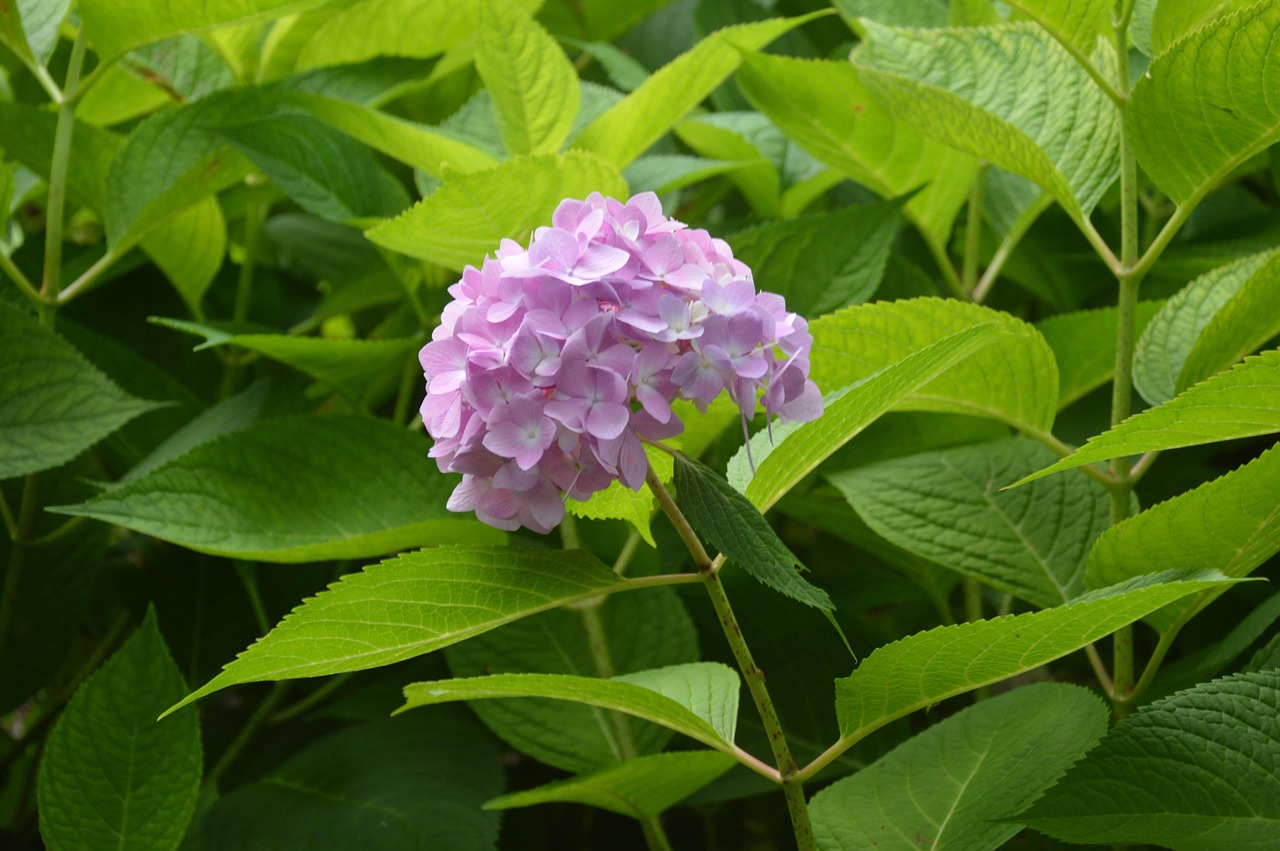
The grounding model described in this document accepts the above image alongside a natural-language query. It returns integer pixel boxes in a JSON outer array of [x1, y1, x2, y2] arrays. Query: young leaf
[[834, 570, 1236, 743], [833, 0, 947, 31], [735, 52, 977, 248], [731, 322, 1009, 514], [811, 684, 1109, 849], [673, 454, 833, 611], [1180, 252, 1280, 395], [475, 0, 578, 156], [1015, 349, 1280, 485], [0, 301, 163, 480], [1039, 301, 1163, 408], [37, 609, 201, 851], [855, 21, 1120, 223], [1087, 444, 1280, 633], [831, 437, 1111, 609], [809, 297, 1059, 434], [365, 151, 628, 270], [51, 415, 503, 561], [1018, 670, 1280, 849], [400, 662, 742, 753], [166, 546, 628, 714], [1130, 2, 1280, 207], [485, 751, 736, 819], [570, 13, 827, 168]]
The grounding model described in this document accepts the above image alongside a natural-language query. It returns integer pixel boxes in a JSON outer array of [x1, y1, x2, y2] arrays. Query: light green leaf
[[129, 33, 237, 102], [1015, 349, 1280, 485], [570, 13, 826, 168], [1002, 0, 1111, 55], [832, 437, 1111, 608], [623, 155, 746, 195], [558, 37, 650, 91], [736, 52, 977, 247], [811, 684, 1108, 851], [80, 0, 328, 61], [568, 446, 672, 547], [0, 302, 163, 480], [674, 454, 833, 610], [809, 297, 1059, 433], [1134, 251, 1276, 405], [732, 322, 1009, 514], [1153, 590, 1280, 698], [400, 662, 742, 753], [486, 751, 735, 819], [1087, 444, 1280, 633], [1151, 0, 1257, 56], [539, 0, 673, 42], [1180, 251, 1280, 396], [1, 0, 69, 65], [364, 151, 627, 270], [165, 546, 622, 714], [834, 570, 1236, 743], [1039, 301, 1163, 408], [855, 21, 1121, 222], [833, 0, 947, 30], [674, 117, 780, 217], [37, 609, 201, 851], [140, 194, 227, 314], [271, 55, 434, 105], [1018, 670, 1280, 849], [51, 415, 502, 562], [476, 0, 578, 155], [1130, 2, 1280, 206]]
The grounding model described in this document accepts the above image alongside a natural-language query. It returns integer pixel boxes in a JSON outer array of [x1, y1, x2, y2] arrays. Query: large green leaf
[[1130, 2, 1280, 206], [185, 714, 502, 850], [674, 454, 832, 610], [0, 302, 162, 480], [855, 21, 1120, 222], [809, 297, 1059, 433], [1039, 301, 1163, 408], [730, 322, 1009, 514], [832, 437, 1110, 608], [1133, 251, 1277, 405], [365, 151, 627, 270], [1019, 670, 1280, 849], [1087, 444, 1280, 633], [1150, 0, 1258, 57], [834, 570, 1235, 743], [51, 415, 502, 561], [833, 0, 947, 30], [0, 0, 68, 65], [140, 195, 227, 315], [570, 13, 825, 168], [1180, 251, 1280, 396], [37, 610, 201, 851], [1016, 349, 1280, 485], [1002, 0, 1111, 55], [165, 546, 626, 714], [486, 750, 735, 819], [811, 684, 1108, 850], [400, 663, 742, 754], [475, 0, 578, 155], [736, 52, 977, 247]]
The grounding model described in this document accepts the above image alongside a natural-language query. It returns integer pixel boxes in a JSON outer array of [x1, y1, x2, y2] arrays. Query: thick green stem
[[38, 29, 89, 324]]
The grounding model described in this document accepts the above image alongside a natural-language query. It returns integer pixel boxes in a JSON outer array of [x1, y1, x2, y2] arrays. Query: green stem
[[612, 529, 642, 576], [559, 510, 582, 550], [961, 166, 986, 296], [270, 673, 353, 724], [206, 681, 289, 789], [0, 251, 44, 307], [0, 475, 41, 663], [234, 561, 270, 636], [221, 180, 268, 399], [963, 580, 991, 700], [54, 246, 123, 306], [972, 194, 1052, 304], [38, 28, 89, 323], [923, 231, 967, 300], [393, 351, 420, 425]]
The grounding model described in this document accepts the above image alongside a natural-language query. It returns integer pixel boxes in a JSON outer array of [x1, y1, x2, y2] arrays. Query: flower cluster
[[420, 192, 823, 533]]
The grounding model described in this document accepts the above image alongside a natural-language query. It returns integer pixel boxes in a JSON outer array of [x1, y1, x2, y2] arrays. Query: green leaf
[[1039, 301, 1163, 408], [674, 453, 833, 610], [834, 570, 1236, 743], [809, 297, 1059, 433], [1001, 0, 1111, 56], [833, 0, 947, 30], [855, 21, 1120, 222], [140, 194, 227, 314], [832, 437, 1111, 608], [400, 662, 742, 753], [570, 13, 826, 168], [153, 318, 416, 404], [730, 200, 902, 317], [623, 154, 746, 195], [486, 750, 736, 819], [811, 684, 1109, 850], [475, 0, 578, 155], [1153, 590, 1280, 698], [0, 302, 163, 480], [674, 116, 780, 217], [37, 609, 201, 851], [184, 713, 501, 850], [129, 33, 238, 102], [445, 585, 697, 772], [539, 0, 673, 42], [1086, 444, 1280, 633], [568, 446, 672, 547], [365, 151, 627, 270], [1018, 670, 1280, 849], [217, 112, 408, 222], [1015, 349, 1280, 485], [0, 161, 13, 233], [1180, 251, 1280, 396], [1133, 251, 1277, 405], [51, 415, 502, 561], [731, 322, 1010, 514], [164, 546, 635, 715], [1130, 2, 1280, 206], [79, 0, 328, 61], [736, 52, 977, 247], [0, 0, 68, 65], [1150, 0, 1257, 56]]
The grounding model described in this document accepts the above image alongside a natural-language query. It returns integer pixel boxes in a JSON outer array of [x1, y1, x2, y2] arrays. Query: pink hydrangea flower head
[[420, 192, 823, 534]]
